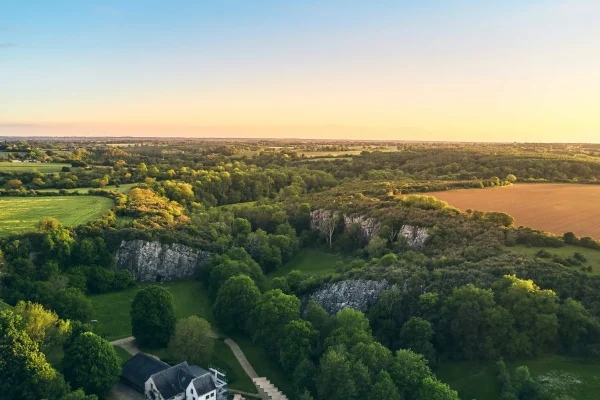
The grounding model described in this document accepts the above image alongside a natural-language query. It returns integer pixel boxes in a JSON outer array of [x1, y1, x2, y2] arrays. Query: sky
[[1, 0, 599, 142]]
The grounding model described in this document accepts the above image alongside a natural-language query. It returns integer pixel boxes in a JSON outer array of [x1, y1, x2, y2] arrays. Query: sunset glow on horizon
[[2, 1, 600, 142]]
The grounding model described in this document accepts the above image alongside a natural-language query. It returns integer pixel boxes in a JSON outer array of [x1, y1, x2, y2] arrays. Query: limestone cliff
[[305, 279, 389, 315], [115, 240, 210, 282], [309, 209, 429, 247], [399, 225, 429, 248]]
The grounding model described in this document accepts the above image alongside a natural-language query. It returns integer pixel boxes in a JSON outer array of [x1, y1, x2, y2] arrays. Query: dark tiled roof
[[189, 365, 210, 377], [192, 373, 217, 396], [151, 362, 196, 399], [121, 353, 170, 392]]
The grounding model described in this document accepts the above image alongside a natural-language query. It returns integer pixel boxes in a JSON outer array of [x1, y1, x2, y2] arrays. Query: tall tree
[[0, 310, 68, 400], [130, 285, 176, 348], [62, 332, 121, 397], [251, 289, 300, 354], [369, 370, 401, 400], [279, 320, 318, 373], [399, 316, 436, 364], [317, 348, 357, 400], [213, 275, 261, 333], [168, 316, 213, 365]]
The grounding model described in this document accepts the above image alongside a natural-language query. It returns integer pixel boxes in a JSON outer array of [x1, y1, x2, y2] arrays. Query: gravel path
[[110, 336, 140, 356]]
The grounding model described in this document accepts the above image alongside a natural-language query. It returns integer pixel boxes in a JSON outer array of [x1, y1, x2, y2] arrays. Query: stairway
[[252, 377, 288, 400]]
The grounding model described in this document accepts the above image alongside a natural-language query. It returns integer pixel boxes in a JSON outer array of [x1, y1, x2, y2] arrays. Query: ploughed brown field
[[427, 183, 600, 239]]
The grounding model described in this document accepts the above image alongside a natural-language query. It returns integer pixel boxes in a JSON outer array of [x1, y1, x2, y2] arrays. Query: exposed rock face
[[115, 240, 210, 282], [399, 225, 430, 247], [343, 215, 382, 241], [310, 210, 381, 242], [306, 279, 389, 315], [310, 209, 338, 230]]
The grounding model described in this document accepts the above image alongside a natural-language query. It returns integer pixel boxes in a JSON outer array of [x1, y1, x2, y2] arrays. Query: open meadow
[[509, 244, 600, 274], [267, 247, 344, 280], [37, 182, 138, 194], [90, 279, 214, 341], [0, 196, 114, 236], [0, 161, 72, 173], [437, 355, 600, 400], [427, 183, 600, 239]]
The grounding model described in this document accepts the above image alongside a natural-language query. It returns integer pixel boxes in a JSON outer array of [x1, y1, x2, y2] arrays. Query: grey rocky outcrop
[[399, 225, 429, 247], [115, 240, 210, 282], [306, 279, 389, 315], [343, 215, 382, 241]]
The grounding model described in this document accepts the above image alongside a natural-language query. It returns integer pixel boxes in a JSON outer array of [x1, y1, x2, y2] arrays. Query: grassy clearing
[[144, 339, 257, 393], [268, 247, 344, 281], [436, 355, 600, 400], [230, 335, 295, 396], [0, 196, 114, 237], [508, 244, 600, 275], [37, 182, 138, 194], [216, 201, 256, 210], [112, 346, 132, 364], [0, 161, 72, 173], [90, 279, 214, 341]]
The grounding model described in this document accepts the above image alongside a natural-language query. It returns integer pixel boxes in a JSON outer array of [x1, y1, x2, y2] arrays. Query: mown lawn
[[436, 355, 600, 400], [0, 196, 114, 236], [37, 182, 138, 194], [90, 279, 214, 341], [268, 247, 344, 281], [144, 339, 257, 393], [112, 346, 133, 364], [0, 161, 72, 173], [508, 244, 600, 275], [230, 335, 295, 397]]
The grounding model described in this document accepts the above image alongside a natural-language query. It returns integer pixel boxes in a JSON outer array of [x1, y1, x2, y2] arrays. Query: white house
[[120, 353, 227, 400]]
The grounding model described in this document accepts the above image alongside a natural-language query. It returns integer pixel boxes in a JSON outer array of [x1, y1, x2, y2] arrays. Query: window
[[205, 395, 209, 399]]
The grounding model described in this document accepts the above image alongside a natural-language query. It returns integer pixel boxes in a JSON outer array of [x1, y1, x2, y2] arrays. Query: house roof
[[192, 373, 217, 395], [150, 362, 196, 399], [121, 353, 170, 391], [189, 365, 210, 377]]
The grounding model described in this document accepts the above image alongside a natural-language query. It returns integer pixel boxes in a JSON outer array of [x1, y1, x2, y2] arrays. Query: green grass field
[[112, 346, 132, 364], [268, 247, 344, 280], [37, 182, 138, 194], [230, 335, 295, 396], [0, 196, 114, 236], [508, 244, 600, 274], [0, 161, 72, 173], [436, 355, 600, 400], [90, 279, 214, 341], [144, 339, 257, 393]]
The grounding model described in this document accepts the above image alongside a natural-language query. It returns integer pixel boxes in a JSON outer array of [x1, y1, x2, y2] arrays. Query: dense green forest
[[1, 139, 599, 400]]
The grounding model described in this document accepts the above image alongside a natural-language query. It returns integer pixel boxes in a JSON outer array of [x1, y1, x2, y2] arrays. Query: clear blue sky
[[1, 1, 599, 141]]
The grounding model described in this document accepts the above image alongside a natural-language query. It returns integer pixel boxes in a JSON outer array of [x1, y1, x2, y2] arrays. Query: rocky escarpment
[[305, 279, 389, 315], [399, 225, 429, 248], [310, 209, 429, 247], [115, 240, 210, 282]]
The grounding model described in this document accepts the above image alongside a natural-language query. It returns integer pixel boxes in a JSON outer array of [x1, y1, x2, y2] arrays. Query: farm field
[[427, 183, 600, 239], [0, 161, 72, 173], [0, 196, 114, 236], [436, 355, 600, 400], [508, 244, 600, 274], [90, 279, 214, 341], [267, 247, 345, 280], [37, 182, 138, 194]]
